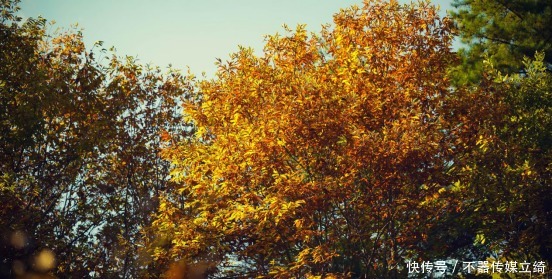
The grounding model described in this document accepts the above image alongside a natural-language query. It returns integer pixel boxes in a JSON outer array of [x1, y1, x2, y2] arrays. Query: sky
[[18, 0, 454, 77]]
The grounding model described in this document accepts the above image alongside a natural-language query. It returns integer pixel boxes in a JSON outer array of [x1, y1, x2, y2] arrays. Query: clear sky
[[18, 0, 454, 77]]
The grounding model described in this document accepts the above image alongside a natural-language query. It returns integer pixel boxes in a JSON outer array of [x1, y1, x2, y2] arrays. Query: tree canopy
[[446, 0, 552, 265], [1, 1, 189, 277], [450, 0, 552, 84], [1, 0, 551, 278], [152, 1, 457, 277]]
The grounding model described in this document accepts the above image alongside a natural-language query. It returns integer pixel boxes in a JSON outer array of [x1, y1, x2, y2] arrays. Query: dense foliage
[[450, 0, 552, 84], [1, 1, 189, 277], [1, 0, 550, 278], [152, 1, 458, 278]]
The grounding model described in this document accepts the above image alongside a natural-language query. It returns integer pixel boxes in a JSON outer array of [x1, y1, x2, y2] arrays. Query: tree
[[444, 53, 552, 267], [450, 0, 552, 84], [153, 1, 456, 277], [90, 53, 191, 279], [426, 1, 552, 276], [444, 0, 552, 268], [0, 1, 189, 277]]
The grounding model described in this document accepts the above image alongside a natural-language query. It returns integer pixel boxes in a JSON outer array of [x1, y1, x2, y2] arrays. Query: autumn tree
[[450, 0, 552, 84], [440, 53, 552, 270], [439, 0, 552, 268], [91, 54, 192, 279], [0, 1, 189, 277], [153, 1, 456, 277]]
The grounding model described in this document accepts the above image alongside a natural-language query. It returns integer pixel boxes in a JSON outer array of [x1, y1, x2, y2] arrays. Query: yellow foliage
[[153, 0, 455, 277]]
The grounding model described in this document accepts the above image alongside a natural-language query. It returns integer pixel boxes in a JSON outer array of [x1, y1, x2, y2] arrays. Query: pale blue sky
[[19, 0, 454, 77]]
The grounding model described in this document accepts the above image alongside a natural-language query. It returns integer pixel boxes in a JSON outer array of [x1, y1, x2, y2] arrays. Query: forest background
[[0, 0, 551, 278]]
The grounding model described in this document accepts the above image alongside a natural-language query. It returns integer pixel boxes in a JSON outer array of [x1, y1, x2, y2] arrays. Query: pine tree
[[450, 0, 552, 84]]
